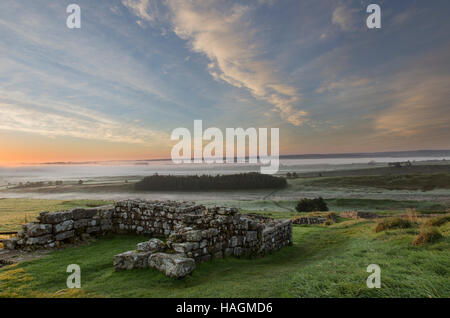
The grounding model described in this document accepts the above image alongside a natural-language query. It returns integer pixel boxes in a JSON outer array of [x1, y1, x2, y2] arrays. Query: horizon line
[[7, 148, 450, 166]]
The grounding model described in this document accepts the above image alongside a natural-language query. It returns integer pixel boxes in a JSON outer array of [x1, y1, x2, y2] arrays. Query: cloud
[[316, 77, 370, 94], [374, 75, 450, 137], [0, 100, 170, 146], [373, 46, 450, 139], [332, 5, 358, 31], [121, 0, 155, 24], [123, 0, 308, 126]]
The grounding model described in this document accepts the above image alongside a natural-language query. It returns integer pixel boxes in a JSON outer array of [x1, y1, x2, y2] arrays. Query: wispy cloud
[[123, 0, 308, 126], [316, 77, 371, 94], [0, 100, 169, 146], [332, 5, 359, 31], [373, 45, 450, 138]]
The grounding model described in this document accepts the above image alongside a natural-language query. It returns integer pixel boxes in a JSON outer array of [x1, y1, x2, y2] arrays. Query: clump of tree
[[15, 181, 45, 188], [135, 173, 287, 191], [295, 197, 329, 212]]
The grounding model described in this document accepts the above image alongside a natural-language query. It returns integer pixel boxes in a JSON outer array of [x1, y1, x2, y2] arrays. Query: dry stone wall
[[3, 206, 114, 250], [2, 200, 292, 278], [292, 216, 328, 225]]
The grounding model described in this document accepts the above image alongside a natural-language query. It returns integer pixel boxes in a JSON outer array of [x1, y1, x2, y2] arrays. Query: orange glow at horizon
[[0, 131, 170, 166]]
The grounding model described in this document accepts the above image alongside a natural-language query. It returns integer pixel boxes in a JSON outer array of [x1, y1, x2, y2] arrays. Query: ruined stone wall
[[2, 200, 293, 261], [114, 200, 292, 262], [292, 216, 327, 225], [112, 200, 205, 237], [3, 206, 114, 250], [340, 211, 379, 219]]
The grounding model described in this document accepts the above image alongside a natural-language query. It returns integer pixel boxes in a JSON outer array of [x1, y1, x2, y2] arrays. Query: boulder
[[148, 253, 195, 278]]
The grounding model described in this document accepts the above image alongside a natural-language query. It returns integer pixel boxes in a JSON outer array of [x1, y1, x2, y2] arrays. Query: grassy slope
[[1, 220, 449, 298], [0, 199, 112, 232], [210, 198, 449, 214], [294, 174, 450, 191]]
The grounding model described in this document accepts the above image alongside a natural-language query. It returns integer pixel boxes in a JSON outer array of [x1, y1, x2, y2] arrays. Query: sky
[[0, 0, 449, 164]]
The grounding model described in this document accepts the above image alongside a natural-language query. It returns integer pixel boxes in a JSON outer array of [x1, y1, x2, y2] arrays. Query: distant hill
[[279, 149, 450, 160]]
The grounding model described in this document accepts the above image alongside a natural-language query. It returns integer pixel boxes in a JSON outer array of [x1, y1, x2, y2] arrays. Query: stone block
[[148, 253, 195, 278], [113, 250, 153, 270], [55, 230, 74, 241], [23, 223, 53, 237], [183, 230, 202, 242], [26, 234, 53, 245], [40, 211, 73, 224], [136, 238, 166, 252], [72, 208, 98, 220], [54, 220, 74, 233]]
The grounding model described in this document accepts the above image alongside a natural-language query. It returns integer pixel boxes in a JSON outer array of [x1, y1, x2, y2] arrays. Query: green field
[[1, 219, 449, 297], [1, 198, 449, 298], [298, 174, 450, 191], [204, 198, 449, 214]]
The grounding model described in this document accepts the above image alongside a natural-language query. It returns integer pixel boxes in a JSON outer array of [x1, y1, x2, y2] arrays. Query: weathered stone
[[148, 253, 195, 278], [245, 231, 257, 241], [23, 223, 53, 237], [55, 230, 74, 241], [113, 250, 153, 270], [233, 247, 244, 257], [136, 238, 166, 252], [172, 242, 198, 253], [40, 211, 73, 224], [74, 219, 89, 229], [54, 220, 74, 233], [86, 226, 100, 234], [2, 238, 18, 250], [72, 208, 98, 220], [26, 234, 53, 245], [184, 230, 202, 242], [100, 220, 112, 231]]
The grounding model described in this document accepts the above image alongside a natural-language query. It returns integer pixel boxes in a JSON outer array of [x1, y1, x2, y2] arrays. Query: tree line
[[135, 173, 287, 191]]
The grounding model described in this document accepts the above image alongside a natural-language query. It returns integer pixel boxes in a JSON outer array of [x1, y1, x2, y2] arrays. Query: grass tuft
[[375, 217, 414, 232], [424, 215, 450, 227], [413, 227, 443, 246]]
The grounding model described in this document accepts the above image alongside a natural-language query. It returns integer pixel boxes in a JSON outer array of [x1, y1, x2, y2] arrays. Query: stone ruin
[[2, 200, 292, 278]]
